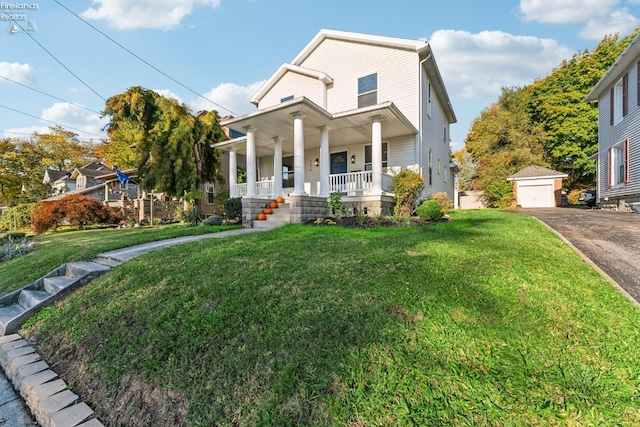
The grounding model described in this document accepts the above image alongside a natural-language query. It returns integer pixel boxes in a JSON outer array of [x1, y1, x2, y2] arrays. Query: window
[[77, 176, 86, 188], [428, 148, 432, 185], [443, 116, 448, 142], [281, 95, 294, 103], [609, 139, 630, 186], [437, 159, 441, 175], [358, 73, 377, 108], [229, 129, 244, 138], [282, 156, 294, 188], [204, 184, 215, 204], [610, 73, 628, 125], [427, 81, 432, 117], [364, 143, 388, 171]]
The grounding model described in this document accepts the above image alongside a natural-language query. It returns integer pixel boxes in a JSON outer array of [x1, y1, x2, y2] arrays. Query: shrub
[[416, 199, 443, 221], [431, 192, 453, 213], [203, 215, 224, 226], [0, 203, 36, 231], [0, 236, 35, 262], [31, 194, 123, 234], [224, 197, 242, 220], [567, 189, 583, 205], [392, 170, 425, 217], [328, 192, 348, 218]]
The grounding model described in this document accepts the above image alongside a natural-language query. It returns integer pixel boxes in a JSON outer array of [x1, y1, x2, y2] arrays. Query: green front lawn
[[22, 210, 640, 425], [0, 224, 240, 296]]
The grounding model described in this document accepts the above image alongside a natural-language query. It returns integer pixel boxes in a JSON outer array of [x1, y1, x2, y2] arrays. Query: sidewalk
[[0, 227, 264, 426]]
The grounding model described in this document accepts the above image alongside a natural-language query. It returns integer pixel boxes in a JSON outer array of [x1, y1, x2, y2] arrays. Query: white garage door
[[518, 184, 554, 208]]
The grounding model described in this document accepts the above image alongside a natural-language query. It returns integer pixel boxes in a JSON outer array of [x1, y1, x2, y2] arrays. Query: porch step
[[0, 261, 113, 336], [254, 202, 291, 229]]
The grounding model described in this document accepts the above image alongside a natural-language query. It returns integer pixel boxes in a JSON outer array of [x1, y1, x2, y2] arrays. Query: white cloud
[[0, 62, 34, 84], [189, 81, 265, 117], [519, 0, 619, 23], [429, 30, 574, 99], [81, 0, 221, 30], [153, 89, 184, 104], [579, 8, 640, 39], [41, 103, 108, 140]]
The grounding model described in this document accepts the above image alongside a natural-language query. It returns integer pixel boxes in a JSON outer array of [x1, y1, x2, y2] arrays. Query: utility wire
[[1, 7, 105, 101], [0, 104, 106, 139], [0, 75, 103, 115], [54, 0, 239, 116]]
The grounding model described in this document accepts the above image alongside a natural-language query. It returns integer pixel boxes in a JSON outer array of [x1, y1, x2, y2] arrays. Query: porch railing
[[233, 172, 393, 198], [232, 180, 274, 198]]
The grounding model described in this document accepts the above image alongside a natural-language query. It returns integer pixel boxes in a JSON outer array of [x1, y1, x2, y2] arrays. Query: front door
[[330, 151, 348, 175]]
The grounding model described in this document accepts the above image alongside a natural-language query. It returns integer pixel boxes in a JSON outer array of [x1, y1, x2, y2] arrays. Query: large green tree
[[102, 87, 225, 198], [0, 138, 21, 205], [527, 30, 640, 189]]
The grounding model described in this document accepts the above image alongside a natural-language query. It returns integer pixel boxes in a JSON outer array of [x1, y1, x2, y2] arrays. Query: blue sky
[[2, 0, 640, 152]]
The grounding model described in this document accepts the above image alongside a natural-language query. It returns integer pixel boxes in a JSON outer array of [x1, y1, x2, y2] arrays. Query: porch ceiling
[[217, 97, 417, 157]]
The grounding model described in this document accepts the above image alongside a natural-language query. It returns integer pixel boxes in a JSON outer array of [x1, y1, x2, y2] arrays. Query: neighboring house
[[42, 168, 74, 195], [43, 163, 137, 204], [507, 165, 567, 208], [217, 29, 457, 225], [585, 33, 640, 211]]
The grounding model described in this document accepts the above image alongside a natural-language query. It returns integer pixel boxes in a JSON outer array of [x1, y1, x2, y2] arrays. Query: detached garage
[[507, 165, 568, 208]]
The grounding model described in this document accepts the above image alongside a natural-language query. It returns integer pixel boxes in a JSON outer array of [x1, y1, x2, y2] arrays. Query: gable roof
[[70, 162, 110, 179], [585, 32, 640, 102], [250, 29, 456, 123], [507, 165, 568, 181], [44, 168, 68, 181], [291, 29, 429, 65], [250, 64, 333, 105]]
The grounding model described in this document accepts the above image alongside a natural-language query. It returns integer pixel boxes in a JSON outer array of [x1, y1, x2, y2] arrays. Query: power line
[[53, 0, 239, 116], [1, 7, 105, 101], [0, 104, 106, 139], [0, 75, 103, 115]]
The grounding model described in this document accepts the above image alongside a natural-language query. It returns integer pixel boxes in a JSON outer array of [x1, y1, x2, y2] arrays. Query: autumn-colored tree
[[31, 194, 122, 234], [102, 87, 225, 198], [466, 86, 547, 207]]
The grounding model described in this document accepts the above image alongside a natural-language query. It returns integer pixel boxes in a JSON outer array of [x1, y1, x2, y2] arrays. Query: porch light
[[351, 155, 356, 164], [314, 158, 319, 167]]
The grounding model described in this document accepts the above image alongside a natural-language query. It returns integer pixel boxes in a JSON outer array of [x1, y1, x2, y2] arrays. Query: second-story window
[[358, 73, 377, 108]]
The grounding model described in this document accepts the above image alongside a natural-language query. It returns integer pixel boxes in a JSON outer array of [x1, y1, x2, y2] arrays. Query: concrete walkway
[[0, 227, 264, 426]]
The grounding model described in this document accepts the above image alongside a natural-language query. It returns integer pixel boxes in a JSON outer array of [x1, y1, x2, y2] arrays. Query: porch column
[[273, 136, 282, 198], [291, 112, 307, 196], [244, 126, 257, 198], [371, 116, 383, 195], [318, 125, 330, 197], [229, 148, 237, 197]]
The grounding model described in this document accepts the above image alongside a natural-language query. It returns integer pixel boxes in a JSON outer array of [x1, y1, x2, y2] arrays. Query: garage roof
[[507, 165, 568, 181]]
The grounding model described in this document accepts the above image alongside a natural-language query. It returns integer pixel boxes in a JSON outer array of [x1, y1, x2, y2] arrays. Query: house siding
[[598, 58, 640, 204], [297, 38, 419, 125], [420, 68, 453, 200], [258, 71, 325, 110]]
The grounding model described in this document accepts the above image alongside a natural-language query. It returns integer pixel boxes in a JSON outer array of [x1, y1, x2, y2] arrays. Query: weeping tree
[[102, 86, 225, 198]]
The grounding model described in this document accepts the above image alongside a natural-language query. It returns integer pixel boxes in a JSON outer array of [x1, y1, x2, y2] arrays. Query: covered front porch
[[217, 97, 416, 226]]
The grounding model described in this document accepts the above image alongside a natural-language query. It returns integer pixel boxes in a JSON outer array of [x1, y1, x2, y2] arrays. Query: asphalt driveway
[[517, 208, 640, 304]]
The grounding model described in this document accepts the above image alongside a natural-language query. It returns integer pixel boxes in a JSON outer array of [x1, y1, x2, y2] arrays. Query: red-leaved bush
[[31, 194, 123, 234]]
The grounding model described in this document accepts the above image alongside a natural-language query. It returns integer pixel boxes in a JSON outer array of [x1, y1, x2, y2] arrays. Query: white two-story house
[[217, 29, 457, 225], [585, 33, 640, 211]]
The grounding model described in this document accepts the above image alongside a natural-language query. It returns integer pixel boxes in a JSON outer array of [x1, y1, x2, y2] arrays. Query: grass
[[0, 224, 240, 296], [20, 210, 640, 426]]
